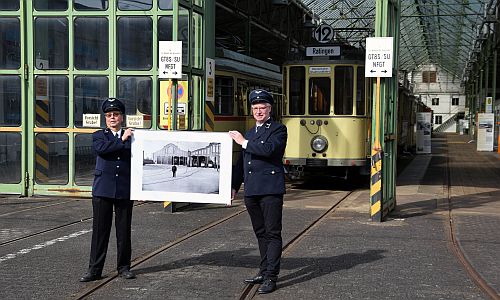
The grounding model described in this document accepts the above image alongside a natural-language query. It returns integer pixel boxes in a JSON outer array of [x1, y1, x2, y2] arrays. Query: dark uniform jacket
[[232, 119, 287, 196], [92, 128, 131, 199]]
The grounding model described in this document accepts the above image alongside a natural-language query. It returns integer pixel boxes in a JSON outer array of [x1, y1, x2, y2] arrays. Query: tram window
[[214, 76, 233, 115], [35, 75, 69, 128], [289, 66, 305, 115], [309, 78, 330, 115], [74, 76, 108, 128], [35, 18, 69, 70], [0, 133, 21, 184], [0, 0, 19, 10], [179, 6, 189, 66], [334, 66, 353, 115], [0, 18, 20, 69], [159, 0, 173, 10], [74, 0, 108, 10], [356, 67, 366, 115], [117, 76, 152, 129], [117, 17, 152, 70], [74, 17, 108, 70], [0, 75, 21, 126], [158, 16, 173, 41], [34, 0, 68, 10], [35, 133, 68, 185], [118, 0, 152, 10]]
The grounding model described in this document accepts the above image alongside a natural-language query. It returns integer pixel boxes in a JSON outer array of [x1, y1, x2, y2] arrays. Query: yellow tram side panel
[[282, 117, 369, 160]]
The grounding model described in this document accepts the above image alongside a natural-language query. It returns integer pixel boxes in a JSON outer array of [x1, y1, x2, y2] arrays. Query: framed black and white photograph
[[130, 130, 233, 205]]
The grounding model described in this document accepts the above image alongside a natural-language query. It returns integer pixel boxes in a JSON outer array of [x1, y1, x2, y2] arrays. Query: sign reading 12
[[313, 24, 334, 43]]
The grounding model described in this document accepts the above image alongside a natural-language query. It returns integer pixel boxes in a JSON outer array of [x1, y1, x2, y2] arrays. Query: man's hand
[[121, 128, 134, 141], [229, 130, 246, 145]]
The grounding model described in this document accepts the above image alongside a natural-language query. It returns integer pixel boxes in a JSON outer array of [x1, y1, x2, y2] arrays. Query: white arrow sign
[[365, 37, 393, 78], [159, 41, 182, 79]]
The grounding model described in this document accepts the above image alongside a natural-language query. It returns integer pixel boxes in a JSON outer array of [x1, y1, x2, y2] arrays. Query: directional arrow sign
[[365, 37, 393, 78], [159, 41, 182, 79]]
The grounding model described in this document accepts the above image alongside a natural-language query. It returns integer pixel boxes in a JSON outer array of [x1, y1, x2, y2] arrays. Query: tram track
[[0, 201, 150, 247], [239, 190, 355, 300], [443, 148, 500, 300]]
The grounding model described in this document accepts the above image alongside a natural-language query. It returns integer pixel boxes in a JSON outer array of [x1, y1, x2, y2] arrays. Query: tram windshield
[[309, 77, 330, 115], [334, 66, 353, 115]]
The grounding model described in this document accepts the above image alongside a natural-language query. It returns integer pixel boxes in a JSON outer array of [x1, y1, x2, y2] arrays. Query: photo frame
[[131, 130, 233, 205]]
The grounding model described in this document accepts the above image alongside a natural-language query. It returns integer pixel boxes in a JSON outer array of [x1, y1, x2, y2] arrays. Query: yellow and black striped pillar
[[370, 149, 382, 221], [204, 101, 215, 132], [35, 135, 50, 183]]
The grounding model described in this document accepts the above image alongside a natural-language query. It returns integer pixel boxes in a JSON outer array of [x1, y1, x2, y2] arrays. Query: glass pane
[[74, 76, 108, 128], [334, 66, 353, 115], [35, 18, 68, 70], [35, 76, 69, 127], [309, 77, 330, 115], [158, 16, 173, 41], [74, 0, 108, 10], [0, 132, 21, 184], [193, 0, 203, 7], [289, 66, 305, 115], [192, 75, 202, 130], [118, 17, 152, 70], [75, 134, 94, 186], [0, 75, 21, 126], [179, 6, 189, 66], [158, 0, 173, 10], [356, 67, 365, 115], [0, 18, 20, 69], [192, 12, 202, 69], [0, 0, 19, 10], [214, 75, 233, 115], [118, 0, 152, 10], [34, 0, 68, 10], [35, 133, 68, 184], [117, 77, 152, 129], [74, 17, 108, 70]]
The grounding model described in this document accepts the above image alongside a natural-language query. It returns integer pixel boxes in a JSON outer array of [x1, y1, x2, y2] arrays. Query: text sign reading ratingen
[[365, 37, 393, 78], [159, 41, 182, 79]]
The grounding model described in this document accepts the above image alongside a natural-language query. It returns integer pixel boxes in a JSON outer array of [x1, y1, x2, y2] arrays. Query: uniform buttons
[[260, 141, 264, 143], [115, 174, 119, 177], [271, 171, 275, 174], [248, 171, 252, 174], [117, 157, 120, 160], [116, 165, 120, 168], [248, 161, 251, 165]]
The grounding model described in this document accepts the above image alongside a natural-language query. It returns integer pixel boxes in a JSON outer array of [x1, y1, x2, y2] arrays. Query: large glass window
[[159, 0, 173, 10], [0, 133, 21, 184], [74, 0, 108, 10], [0, 75, 21, 126], [74, 76, 108, 128], [192, 12, 203, 69], [334, 66, 353, 115], [35, 17, 68, 70], [309, 77, 330, 115], [35, 76, 69, 127], [0, 0, 19, 10], [179, 6, 189, 66], [35, 133, 68, 184], [356, 67, 365, 115], [0, 18, 20, 69], [158, 16, 173, 41], [75, 133, 94, 186], [34, 0, 68, 10], [214, 76, 233, 115], [192, 75, 202, 130], [74, 17, 108, 70], [118, 77, 152, 129], [118, 17, 152, 70], [118, 0, 152, 10], [289, 66, 305, 115]]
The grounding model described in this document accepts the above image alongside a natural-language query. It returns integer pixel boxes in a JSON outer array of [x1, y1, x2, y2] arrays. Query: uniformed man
[[229, 89, 287, 294], [80, 98, 136, 282]]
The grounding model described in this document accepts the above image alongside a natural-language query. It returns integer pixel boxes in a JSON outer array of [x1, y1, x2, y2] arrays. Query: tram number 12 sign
[[365, 37, 394, 78], [313, 24, 334, 43]]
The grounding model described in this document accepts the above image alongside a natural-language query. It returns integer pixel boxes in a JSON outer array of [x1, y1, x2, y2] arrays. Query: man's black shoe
[[244, 275, 264, 284], [79, 273, 102, 282], [257, 279, 277, 294], [119, 270, 136, 279]]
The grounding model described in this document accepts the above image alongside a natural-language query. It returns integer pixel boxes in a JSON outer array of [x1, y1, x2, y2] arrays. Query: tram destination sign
[[306, 46, 340, 57], [159, 41, 182, 79], [365, 37, 393, 78]]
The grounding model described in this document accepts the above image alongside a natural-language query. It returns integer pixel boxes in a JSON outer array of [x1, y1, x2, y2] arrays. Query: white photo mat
[[131, 130, 233, 205]]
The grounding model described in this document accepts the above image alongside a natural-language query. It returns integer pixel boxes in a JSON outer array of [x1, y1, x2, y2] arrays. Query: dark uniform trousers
[[232, 119, 287, 281], [87, 128, 133, 275]]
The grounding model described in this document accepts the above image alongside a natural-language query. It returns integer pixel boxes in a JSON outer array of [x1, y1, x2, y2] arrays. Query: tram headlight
[[310, 135, 328, 153]]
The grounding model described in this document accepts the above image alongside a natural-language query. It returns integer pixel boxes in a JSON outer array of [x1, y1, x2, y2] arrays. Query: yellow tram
[[281, 60, 372, 180]]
